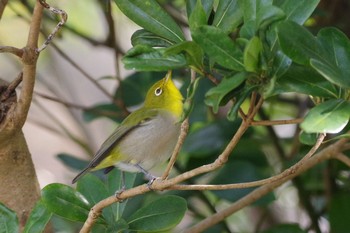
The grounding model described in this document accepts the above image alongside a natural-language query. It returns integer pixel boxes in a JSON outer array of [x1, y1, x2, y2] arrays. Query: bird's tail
[[72, 167, 90, 184]]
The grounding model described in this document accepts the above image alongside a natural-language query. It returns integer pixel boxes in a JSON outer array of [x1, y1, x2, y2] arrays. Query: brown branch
[[0, 0, 7, 19], [250, 118, 304, 126], [169, 133, 326, 191], [0, 46, 24, 57], [184, 133, 347, 233], [1, 73, 23, 101], [161, 118, 189, 179], [333, 153, 350, 167], [13, 0, 43, 128]]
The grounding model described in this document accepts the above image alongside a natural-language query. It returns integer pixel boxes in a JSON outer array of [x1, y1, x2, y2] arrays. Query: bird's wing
[[72, 108, 158, 183]]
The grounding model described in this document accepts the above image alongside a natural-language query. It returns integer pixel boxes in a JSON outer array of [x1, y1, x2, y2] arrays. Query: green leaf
[[83, 103, 123, 123], [181, 77, 202, 121], [275, 65, 338, 98], [188, 0, 207, 30], [131, 29, 173, 47], [0, 202, 18, 233], [227, 85, 255, 121], [77, 174, 116, 225], [182, 120, 237, 158], [277, 21, 320, 65], [262, 224, 307, 233], [106, 169, 137, 220], [243, 36, 262, 72], [114, 0, 184, 43], [23, 201, 52, 233], [192, 25, 244, 71], [329, 193, 350, 233], [299, 131, 318, 146], [127, 195, 187, 232], [274, 0, 320, 24], [123, 45, 187, 71], [213, 0, 242, 34], [238, 0, 273, 23], [310, 28, 350, 88], [256, 5, 285, 29], [301, 99, 350, 133], [205, 72, 247, 113], [41, 183, 97, 223], [186, 0, 214, 20], [164, 41, 204, 73], [57, 153, 89, 171]]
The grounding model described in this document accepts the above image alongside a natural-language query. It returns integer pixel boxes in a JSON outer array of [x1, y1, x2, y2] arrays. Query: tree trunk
[[0, 130, 41, 229]]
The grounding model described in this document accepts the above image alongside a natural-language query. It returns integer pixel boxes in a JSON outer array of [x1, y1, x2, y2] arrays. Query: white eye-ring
[[155, 87, 162, 96]]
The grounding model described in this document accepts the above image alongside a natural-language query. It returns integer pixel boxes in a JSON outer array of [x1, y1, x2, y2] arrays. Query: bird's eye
[[155, 87, 162, 96]]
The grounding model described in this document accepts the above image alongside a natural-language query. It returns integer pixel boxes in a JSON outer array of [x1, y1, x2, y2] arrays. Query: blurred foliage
[[2, 0, 350, 232]]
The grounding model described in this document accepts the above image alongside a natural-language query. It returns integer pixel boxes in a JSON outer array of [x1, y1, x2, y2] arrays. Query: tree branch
[[0, 46, 23, 57], [14, 0, 43, 128], [168, 133, 326, 191], [333, 153, 350, 167], [184, 134, 347, 233], [250, 118, 304, 126], [0, 0, 7, 19]]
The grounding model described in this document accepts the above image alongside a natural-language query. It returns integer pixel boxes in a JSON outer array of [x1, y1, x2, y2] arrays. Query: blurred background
[[1, 0, 350, 232]]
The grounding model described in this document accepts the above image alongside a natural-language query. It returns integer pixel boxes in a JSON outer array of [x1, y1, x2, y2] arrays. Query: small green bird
[[72, 71, 183, 184]]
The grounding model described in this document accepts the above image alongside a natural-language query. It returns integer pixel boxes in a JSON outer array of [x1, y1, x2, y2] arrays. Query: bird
[[72, 71, 183, 185]]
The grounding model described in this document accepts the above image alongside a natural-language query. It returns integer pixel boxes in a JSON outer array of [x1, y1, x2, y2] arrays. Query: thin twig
[[37, 0, 67, 53], [250, 118, 304, 126], [184, 133, 341, 233], [169, 133, 326, 191], [161, 119, 189, 180]]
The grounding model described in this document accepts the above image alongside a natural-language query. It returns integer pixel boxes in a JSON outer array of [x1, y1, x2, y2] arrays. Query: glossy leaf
[[131, 29, 173, 47], [310, 28, 350, 88], [186, 0, 214, 20], [182, 120, 237, 158], [127, 195, 187, 232], [77, 174, 117, 225], [164, 41, 204, 73], [192, 25, 244, 71], [23, 201, 52, 233], [277, 21, 320, 65], [188, 0, 207, 30], [41, 183, 96, 223], [299, 131, 318, 146], [274, 0, 320, 24], [243, 36, 262, 72], [106, 169, 137, 220], [213, 0, 242, 34], [256, 5, 285, 29], [0, 202, 18, 233], [205, 72, 247, 113], [227, 85, 256, 121], [238, 0, 273, 23], [275, 65, 338, 98], [114, 0, 184, 43], [301, 99, 350, 133], [123, 45, 187, 71]]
